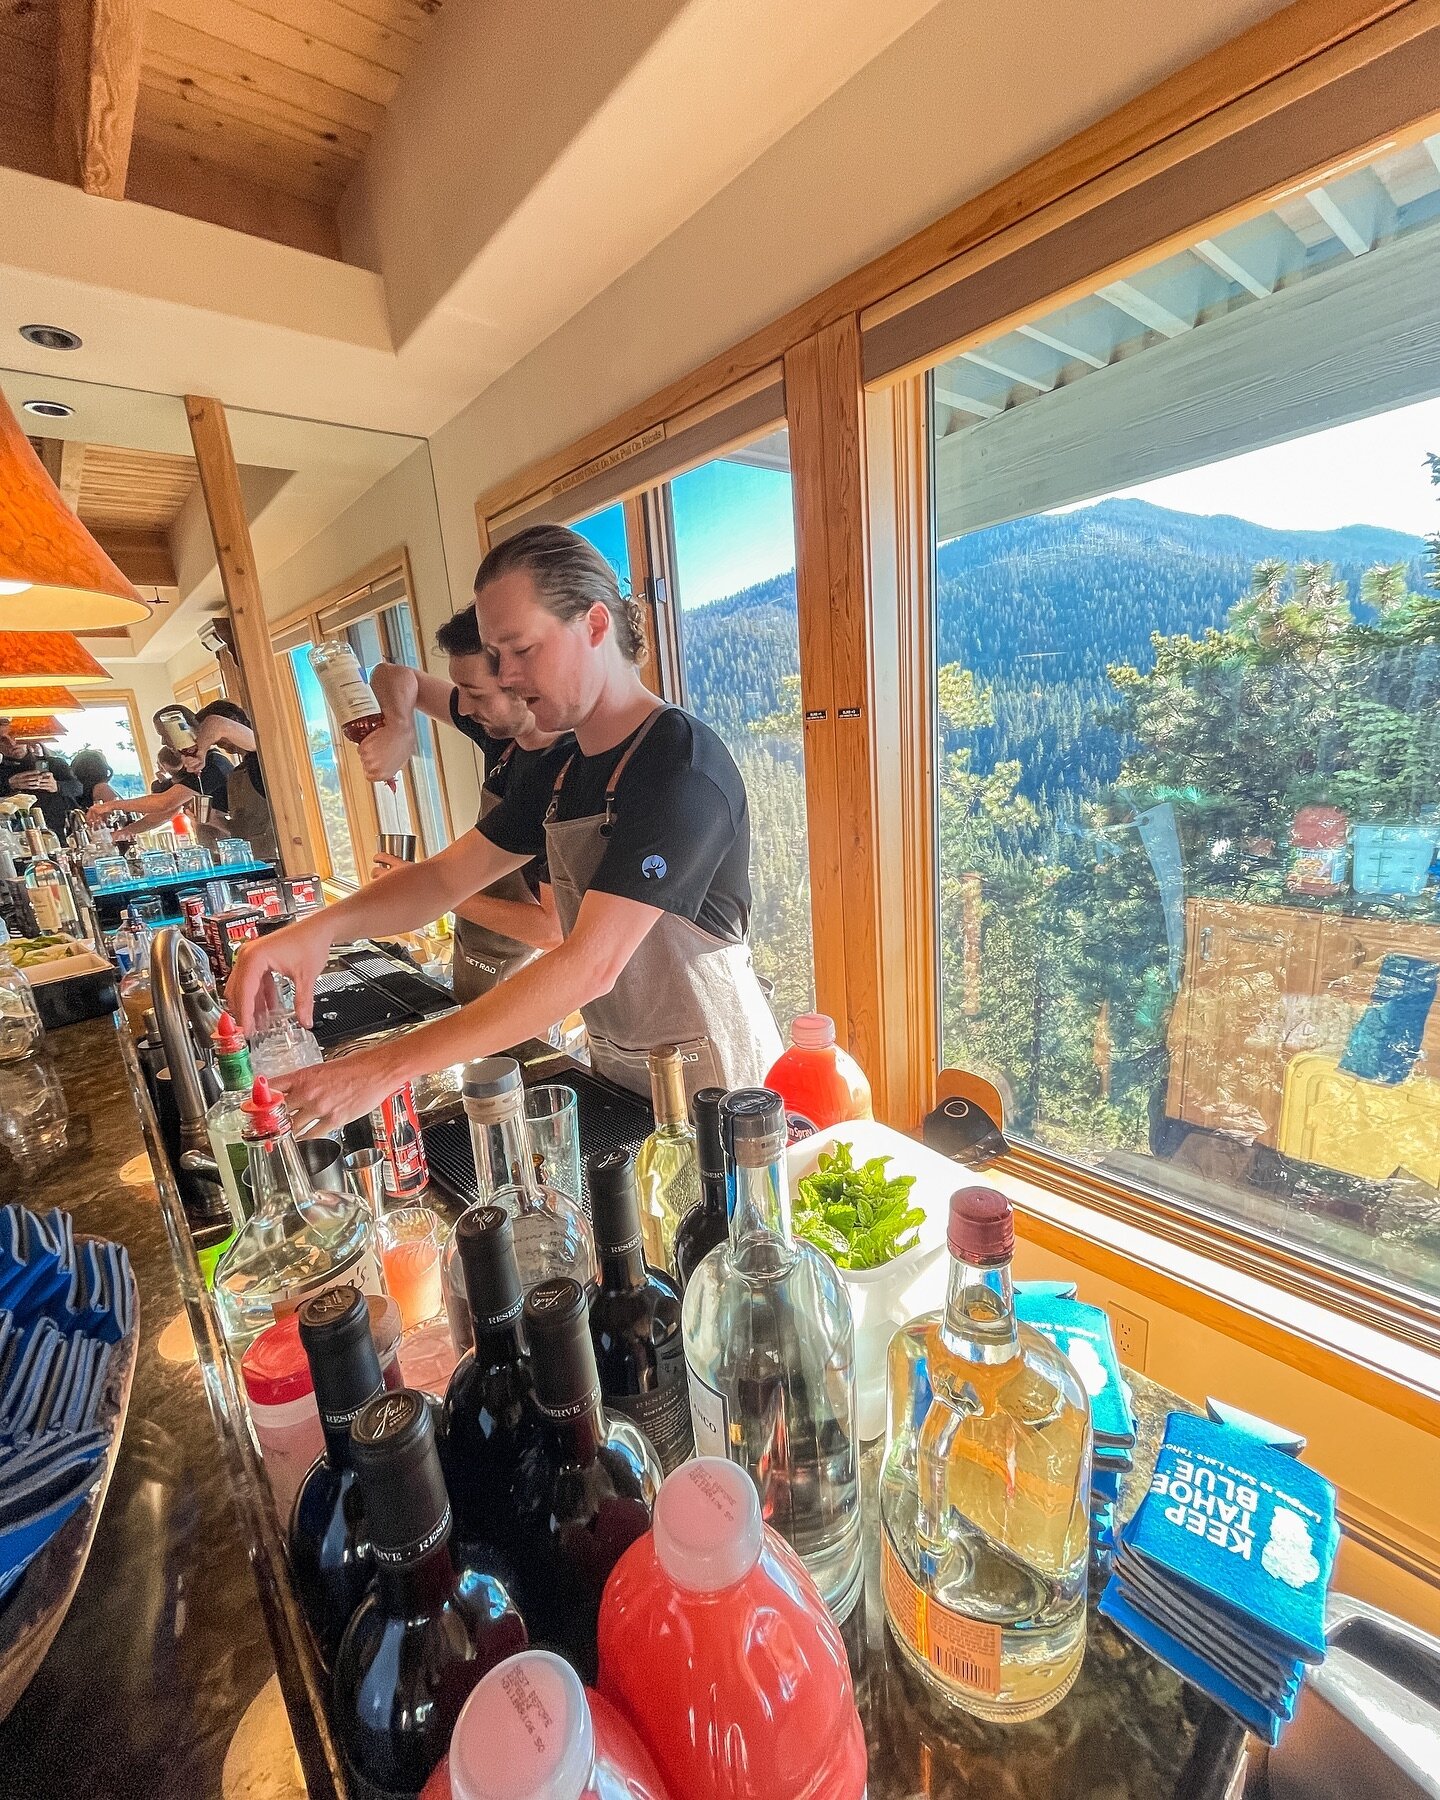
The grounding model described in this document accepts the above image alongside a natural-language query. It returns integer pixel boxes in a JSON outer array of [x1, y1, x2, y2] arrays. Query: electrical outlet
[[1110, 1304, 1149, 1371]]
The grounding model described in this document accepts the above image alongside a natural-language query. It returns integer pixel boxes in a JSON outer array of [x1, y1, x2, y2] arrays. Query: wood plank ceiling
[[29, 435, 195, 590], [0, 0, 442, 257]]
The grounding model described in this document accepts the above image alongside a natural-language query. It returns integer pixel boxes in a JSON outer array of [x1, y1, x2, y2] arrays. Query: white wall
[[89, 661, 175, 775], [425, 0, 1282, 613]]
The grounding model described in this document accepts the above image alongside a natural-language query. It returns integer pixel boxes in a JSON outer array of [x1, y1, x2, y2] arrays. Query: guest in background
[[0, 718, 82, 834], [70, 749, 121, 812]]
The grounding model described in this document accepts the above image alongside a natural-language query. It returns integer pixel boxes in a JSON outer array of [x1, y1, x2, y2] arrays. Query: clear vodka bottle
[[680, 1087, 862, 1621]]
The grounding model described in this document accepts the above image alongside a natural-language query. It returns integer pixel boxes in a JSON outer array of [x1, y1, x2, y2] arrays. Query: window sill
[[982, 1153, 1440, 1441]]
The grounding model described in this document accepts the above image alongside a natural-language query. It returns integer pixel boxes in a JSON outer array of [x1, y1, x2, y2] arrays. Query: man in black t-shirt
[[0, 719, 82, 834]]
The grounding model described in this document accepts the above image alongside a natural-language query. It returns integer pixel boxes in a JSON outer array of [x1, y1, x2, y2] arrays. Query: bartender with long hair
[[226, 524, 782, 1136]]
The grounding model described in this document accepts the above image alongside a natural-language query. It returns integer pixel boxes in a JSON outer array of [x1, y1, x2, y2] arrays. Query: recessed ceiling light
[[19, 324, 83, 352], [22, 400, 73, 419]]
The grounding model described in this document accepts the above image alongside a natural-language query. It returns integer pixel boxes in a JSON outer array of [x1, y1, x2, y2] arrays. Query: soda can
[[370, 1081, 429, 1200]]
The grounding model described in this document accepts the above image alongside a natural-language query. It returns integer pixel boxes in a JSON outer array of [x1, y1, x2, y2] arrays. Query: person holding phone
[[226, 525, 781, 1136], [0, 719, 82, 833]]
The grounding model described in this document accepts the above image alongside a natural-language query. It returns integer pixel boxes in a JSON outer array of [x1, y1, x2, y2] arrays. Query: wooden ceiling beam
[[57, 440, 87, 513], [54, 0, 146, 199], [91, 525, 176, 587]]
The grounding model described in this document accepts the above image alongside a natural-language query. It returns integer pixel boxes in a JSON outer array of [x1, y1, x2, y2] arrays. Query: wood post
[[53, 0, 145, 200], [184, 395, 309, 878]]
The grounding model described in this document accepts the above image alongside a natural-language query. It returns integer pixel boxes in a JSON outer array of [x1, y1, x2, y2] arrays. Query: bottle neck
[[540, 1401, 605, 1467], [938, 1252, 1020, 1365], [218, 1047, 253, 1094], [246, 1130, 316, 1221], [470, 1315, 526, 1374], [728, 1153, 793, 1251], [698, 1165, 728, 1220], [598, 1235, 647, 1294], [473, 1107, 537, 1200], [375, 1535, 457, 1613]]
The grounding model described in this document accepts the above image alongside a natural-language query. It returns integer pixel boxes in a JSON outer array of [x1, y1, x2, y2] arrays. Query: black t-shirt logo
[[642, 854, 667, 880]]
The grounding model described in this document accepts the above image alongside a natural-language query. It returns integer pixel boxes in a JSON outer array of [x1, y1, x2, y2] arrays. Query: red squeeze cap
[[948, 1187, 1014, 1266], [242, 1073, 290, 1138], [215, 1011, 246, 1055]]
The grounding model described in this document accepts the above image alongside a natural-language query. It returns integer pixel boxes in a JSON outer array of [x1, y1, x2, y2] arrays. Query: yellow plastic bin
[[1277, 1052, 1440, 1184]]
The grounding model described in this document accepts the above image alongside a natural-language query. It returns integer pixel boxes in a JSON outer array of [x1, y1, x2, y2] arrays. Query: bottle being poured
[[308, 640, 398, 792], [214, 1074, 387, 1354]]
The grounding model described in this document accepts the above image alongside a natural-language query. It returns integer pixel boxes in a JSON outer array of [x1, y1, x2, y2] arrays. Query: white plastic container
[[785, 1119, 961, 1441]]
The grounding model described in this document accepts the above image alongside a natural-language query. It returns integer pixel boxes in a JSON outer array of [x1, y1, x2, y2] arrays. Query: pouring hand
[[357, 713, 416, 784], [225, 913, 331, 1031], [277, 1047, 393, 1140]]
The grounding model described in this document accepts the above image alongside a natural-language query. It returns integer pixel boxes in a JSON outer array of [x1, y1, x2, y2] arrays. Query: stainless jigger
[[344, 1148, 386, 1217]]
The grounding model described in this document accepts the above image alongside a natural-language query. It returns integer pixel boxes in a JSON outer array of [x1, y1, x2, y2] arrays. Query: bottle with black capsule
[[333, 1389, 528, 1800], [289, 1285, 382, 1669], [587, 1148, 694, 1476], [672, 1086, 730, 1293], [438, 1206, 539, 1566], [512, 1277, 662, 1681]]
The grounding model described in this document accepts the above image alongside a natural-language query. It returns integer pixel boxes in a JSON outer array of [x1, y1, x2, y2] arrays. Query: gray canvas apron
[[542, 707, 783, 1099], [225, 759, 278, 864], [452, 745, 541, 1002]]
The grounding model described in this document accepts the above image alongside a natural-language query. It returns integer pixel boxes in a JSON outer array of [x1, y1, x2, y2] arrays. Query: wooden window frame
[[469, 3, 1440, 1349], [78, 688, 155, 788]]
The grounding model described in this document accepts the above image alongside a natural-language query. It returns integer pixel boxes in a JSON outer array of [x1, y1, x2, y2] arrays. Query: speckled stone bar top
[[0, 1014, 277, 1798]]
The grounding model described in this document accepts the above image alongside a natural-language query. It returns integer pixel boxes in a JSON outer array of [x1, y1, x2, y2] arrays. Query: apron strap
[[543, 705, 672, 831], [543, 746, 579, 823]]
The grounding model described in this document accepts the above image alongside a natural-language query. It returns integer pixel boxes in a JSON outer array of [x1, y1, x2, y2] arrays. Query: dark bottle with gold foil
[[672, 1086, 729, 1294]]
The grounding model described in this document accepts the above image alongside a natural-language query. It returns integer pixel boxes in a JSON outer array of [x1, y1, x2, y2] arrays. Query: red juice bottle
[[764, 1012, 873, 1130], [597, 1458, 868, 1800], [419, 1649, 671, 1800]]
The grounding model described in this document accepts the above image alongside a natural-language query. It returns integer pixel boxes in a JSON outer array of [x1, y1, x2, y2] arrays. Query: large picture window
[[927, 135, 1440, 1307]]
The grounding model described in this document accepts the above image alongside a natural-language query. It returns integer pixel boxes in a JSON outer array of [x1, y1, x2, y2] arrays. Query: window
[[664, 431, 815, 1034], [927, 135, 1440, 1307], [287, 644, 359, 886], [73, 704, 147, 801], [572, 502, 631, 587]]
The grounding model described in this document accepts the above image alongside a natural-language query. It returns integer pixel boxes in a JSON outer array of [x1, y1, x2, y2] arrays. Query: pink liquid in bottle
[[597, 1458, 868, 1800], [420, 1649, 670, 1800], [764, 1013, 872, 1130]]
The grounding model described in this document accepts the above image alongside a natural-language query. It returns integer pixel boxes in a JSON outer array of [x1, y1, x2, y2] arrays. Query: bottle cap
[[240, 1313, 314, 1409], [646, 1044, 687, 1124], [214, 1010, 246, 1056], [523, 1279, 601, 1419], [586, 1149, 643, 1258], [691, 1087, 726, 1181], [654, 1456, 763, 1593], [455, 1205, 524, 1333], [788, 1012, 836, 1050], [719, 1088, 786, 1168], [947, 1187, 1014, 1267], [349, 1389, 451, 1564], [449, 1650, 594, 1800], [241, 1073, 289, 1140], [298, 1285, 384, 1435], [462, 1056, 522, 1102]]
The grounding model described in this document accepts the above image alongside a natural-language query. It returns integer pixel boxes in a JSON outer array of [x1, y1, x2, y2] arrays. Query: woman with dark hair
[[69, 748, 119, 810], [228, 524, 782, 1135]]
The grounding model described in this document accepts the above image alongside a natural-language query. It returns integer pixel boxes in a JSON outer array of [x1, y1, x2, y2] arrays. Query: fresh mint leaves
[[794, 1141, 924, 1270]]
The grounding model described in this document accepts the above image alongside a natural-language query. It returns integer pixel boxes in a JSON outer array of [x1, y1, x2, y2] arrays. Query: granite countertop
[[850, 1372, 1250, 1799], [0, 1014, 277, 1798]]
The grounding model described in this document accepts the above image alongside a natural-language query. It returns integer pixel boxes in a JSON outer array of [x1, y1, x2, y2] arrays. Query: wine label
[[29, 882, 62, 934], [686, 1366, 731, 1459], [882, 1533, 1002, 1697], [315, 648, 381, 726], [273, 1246, 386, 1324], [606, 1346, 694, 1475]]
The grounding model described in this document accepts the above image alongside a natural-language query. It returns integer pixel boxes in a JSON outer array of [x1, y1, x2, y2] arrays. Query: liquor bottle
[[205, 1011, 255, 1224], [680, 1089, 862, 1622], [214, 1075, 386, 1354], [512, 1278, 661, 1680], [177, 890, 216, 983], [586, 1150, 693, 1476], [23, 854, 76, 938], [598, 1458, 867, 1800], [334, 1389, 528, 1798], [117, 909, 153, 1035], [453, 1058, 594, 1313], [308, 640, 397, 792], [880, 1187, 1092, 1722], [369, 1081, 429, 1200], [438, 1207, 539, 1561], [0, 846, 39, 939], [289, 1286, 384, 1669], [634, 1047, 699, 1274], [671, 1087, 728, 1294]]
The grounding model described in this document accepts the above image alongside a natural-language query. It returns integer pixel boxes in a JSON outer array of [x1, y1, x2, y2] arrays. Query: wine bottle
[[289, 1285, 383, 1670], [671, 1087, 729, 1294], [586, 1149, 694, 1476], [512, 1278, 661, 1681], [334, 1389, 528, 1800], [438, 1207, 539, 1570], [634, 1046, 699, 1273]]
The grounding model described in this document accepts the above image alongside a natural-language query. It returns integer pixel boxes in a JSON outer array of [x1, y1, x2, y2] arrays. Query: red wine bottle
[[334, 1389, 527, 1799], [586, 1149, 694, 1475], [438, 1207, 539, 1576], [672, 1087, 730, 1293], [289, 1286, 382, 1669], [512, 1278, 661, 1681]]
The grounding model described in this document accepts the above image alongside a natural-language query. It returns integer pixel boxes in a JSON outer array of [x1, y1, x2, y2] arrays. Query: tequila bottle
[[214, 1075, 385, 1354], [880, 1187, 1092, 1722], [680, 1087, 862, 1620], [634, 1045, 699, 1274]]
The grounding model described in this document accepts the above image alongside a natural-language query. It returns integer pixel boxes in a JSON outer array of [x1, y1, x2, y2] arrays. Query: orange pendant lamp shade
[[8, 714, 67, 740], [0, 631, 109, 689], [0, 390, 150, 629], [0, 684, 81, 716]]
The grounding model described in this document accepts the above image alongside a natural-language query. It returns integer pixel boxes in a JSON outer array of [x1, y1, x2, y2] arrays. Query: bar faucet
[[151, 924, 222, 1179]]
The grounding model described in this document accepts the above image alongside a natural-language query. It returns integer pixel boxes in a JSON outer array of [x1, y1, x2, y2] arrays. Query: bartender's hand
[[8, 770, 56, 794], [359, 664, 418, 784], [277, 1045, 395, 1140], [370, 850, 407, 879], [226, 911, 334, 1031]]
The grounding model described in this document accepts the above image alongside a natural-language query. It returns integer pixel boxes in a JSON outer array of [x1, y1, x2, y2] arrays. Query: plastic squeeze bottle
[[763, 1013, 872, 1129], [419, 1649, 671, 1800], [596, 1457, 868, 1800]]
